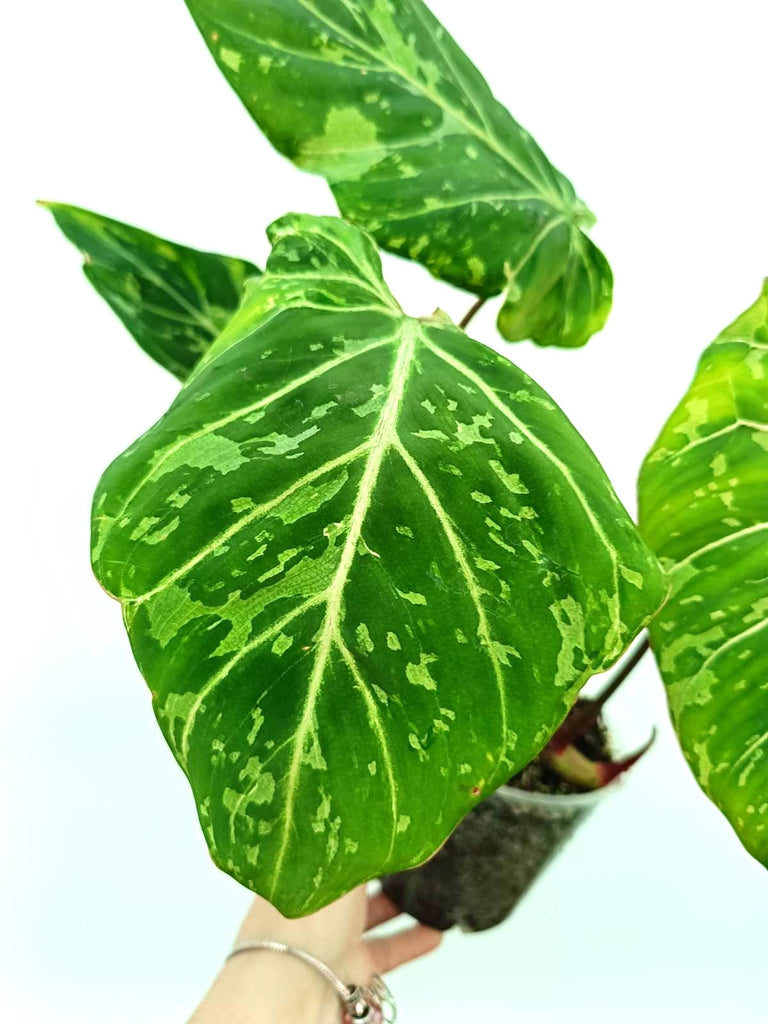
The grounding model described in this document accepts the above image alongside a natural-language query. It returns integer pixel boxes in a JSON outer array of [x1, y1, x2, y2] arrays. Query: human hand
[[190, 886, 443, 1023]]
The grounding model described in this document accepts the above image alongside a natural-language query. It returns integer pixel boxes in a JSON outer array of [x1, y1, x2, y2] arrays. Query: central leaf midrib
[[268, 319, 417, 894]]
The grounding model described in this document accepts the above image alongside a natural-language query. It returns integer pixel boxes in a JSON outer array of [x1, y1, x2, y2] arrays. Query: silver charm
[[343, 974, 396, 1023], [344, 985, 376, 1022], [369, 975, 397, 1022]]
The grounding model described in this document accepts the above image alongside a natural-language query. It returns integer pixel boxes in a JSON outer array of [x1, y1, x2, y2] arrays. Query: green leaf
[[92, 213, 663, 915], [639, 282, 768, 866], [43, 202, 260, 380], [183, 0, 611, 349]]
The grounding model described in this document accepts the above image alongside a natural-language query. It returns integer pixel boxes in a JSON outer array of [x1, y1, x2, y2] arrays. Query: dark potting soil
[[381, 706, 611, 933]]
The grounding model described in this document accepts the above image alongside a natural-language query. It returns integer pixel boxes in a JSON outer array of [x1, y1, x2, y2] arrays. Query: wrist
[[191, 950, 340, 1024]]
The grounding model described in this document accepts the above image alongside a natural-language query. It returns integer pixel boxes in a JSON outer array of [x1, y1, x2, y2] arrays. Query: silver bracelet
[[227, 939, 397, 1022]]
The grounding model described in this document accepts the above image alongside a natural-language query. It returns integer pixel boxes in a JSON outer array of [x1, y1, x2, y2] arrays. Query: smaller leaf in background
[[183, 0, 611, 349], [639, 282, 768, 866], [43, 203, 260, 380]]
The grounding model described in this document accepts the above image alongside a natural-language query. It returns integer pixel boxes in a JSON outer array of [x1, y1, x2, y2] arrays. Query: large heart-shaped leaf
[[93, 214, 663, 915], [183, 0, 611, 349], [44, 203, 259, 380], [639, 282, 768, 866]]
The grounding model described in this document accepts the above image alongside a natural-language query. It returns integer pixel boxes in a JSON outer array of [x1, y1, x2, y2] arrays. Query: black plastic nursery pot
[[381, 777, 611, 933]]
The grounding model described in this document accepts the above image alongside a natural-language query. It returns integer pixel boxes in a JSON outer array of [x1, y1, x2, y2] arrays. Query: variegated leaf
[[183, 0, 611, 349], [44, 203, 259, 380], [639, 282, 768, 866], [93, 214, 663, 915]]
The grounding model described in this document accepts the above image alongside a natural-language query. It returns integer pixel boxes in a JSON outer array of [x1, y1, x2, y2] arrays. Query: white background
[[3, 0, 767, 1020]]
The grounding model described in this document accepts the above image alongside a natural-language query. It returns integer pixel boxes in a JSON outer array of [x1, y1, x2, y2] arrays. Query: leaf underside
[[44, 202, 259, 380], [92, 214, 663, 915], [639, 282, 768, 866], [184, 0, 612, 349]]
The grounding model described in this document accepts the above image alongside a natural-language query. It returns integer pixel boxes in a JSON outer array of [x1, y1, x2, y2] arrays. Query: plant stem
[[550, 634, 651, 749], [595, 634, 651, 708], [459, 296, 487, 329]]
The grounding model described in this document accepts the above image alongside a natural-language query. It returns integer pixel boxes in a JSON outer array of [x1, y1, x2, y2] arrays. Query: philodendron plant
[[46, 0, 767, 922]]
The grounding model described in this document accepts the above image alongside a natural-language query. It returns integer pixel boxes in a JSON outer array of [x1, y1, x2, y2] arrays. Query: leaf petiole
[[459, 296, 487, 330], [550, 635, 651, 750]]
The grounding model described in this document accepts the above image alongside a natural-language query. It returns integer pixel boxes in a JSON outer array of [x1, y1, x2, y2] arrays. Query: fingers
[[365, 892, 401, 931], [367, 924, 443, 974]]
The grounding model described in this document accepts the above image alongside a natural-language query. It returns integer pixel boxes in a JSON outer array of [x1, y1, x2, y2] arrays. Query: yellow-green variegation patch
[[45, 203, 259, 380], [93, 214, 664, 915], [639, 282, 768, 867], [183, 0, 611, 349]]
